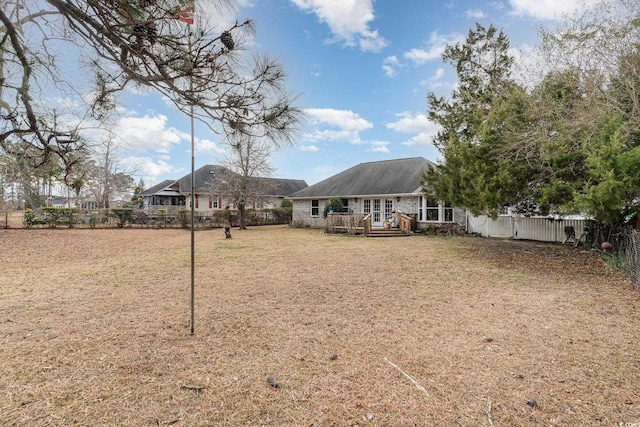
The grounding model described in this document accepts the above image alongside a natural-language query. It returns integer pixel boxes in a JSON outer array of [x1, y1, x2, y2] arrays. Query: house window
[[444, 202, 453, 222], [373, 199, 381, 223], [195, 194, 199, 209], [363, 199, 371, 214], [311, 199, 319, 217], [337, 198, 349, 212], [419, 196, 424, 221], [426, 198, 439, 221], [385, 199, 394, 219]]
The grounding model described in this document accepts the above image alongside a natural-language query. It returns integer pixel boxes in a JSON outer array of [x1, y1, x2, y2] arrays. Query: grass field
[[1, 226, 639, 426]]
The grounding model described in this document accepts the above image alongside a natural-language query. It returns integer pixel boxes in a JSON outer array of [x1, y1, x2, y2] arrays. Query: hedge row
[[21, 207, 292, 229]]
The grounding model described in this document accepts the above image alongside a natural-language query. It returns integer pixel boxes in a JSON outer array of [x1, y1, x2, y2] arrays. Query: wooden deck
[[326, 213, 413, 237]]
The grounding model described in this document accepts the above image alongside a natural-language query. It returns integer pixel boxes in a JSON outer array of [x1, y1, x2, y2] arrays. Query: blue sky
[[115, 0, 604, 187]]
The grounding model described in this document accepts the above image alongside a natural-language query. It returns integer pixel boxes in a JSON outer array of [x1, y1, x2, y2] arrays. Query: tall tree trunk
[[238, 202, 247, 229]]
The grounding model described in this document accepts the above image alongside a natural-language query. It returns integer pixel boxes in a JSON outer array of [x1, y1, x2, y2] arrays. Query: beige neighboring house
[[289, 157, 465, 229], [140, 165, 307, 213]]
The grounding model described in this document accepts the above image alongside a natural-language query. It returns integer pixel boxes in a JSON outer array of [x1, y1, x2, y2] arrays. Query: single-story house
[[140, 165, 307, 213], [289, 157, 465, 229]]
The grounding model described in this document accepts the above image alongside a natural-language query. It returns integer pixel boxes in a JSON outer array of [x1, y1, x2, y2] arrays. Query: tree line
[[423, 0, 640, 231]]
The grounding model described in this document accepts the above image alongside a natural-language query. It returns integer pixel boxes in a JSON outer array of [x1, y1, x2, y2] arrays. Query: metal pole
[[188, 29, 195, 335]]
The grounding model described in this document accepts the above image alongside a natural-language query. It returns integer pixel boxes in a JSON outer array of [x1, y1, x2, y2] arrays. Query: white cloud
[[301, 108, 373, 142], [300, 145, 320, 152], [196, 138, 227, 156], [368, 140, 389, 153], [290, 0, 388, 52], [386, 112, 439, 148], [420, 67, 446, 88], [508, 0, 602, 20], [122, 157, 177, 186], [381, 65, 396, 78], [304, 108, 373, 132], [304, 129, 365, 144], [386, 112, 432, 134], [465, 9, 486, 19], [404, 31, 465, 65], [382, 55, 402, 78], [401, 132, 436, 148], [115, 115, 187, 153]]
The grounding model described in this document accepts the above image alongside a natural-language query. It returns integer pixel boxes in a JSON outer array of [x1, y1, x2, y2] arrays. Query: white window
[[426, 198, 439, 221], [373, 199, 381, 222], [385, 199, 394, 219], [444, 203, 453, 222], [311, 199, 319, 217]]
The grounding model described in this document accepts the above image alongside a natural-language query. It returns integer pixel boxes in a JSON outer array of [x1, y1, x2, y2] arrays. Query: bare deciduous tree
[[1, 0, 301, 174], [207, 134, 276, 229]]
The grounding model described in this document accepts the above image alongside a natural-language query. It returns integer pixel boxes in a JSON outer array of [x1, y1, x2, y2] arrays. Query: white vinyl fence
[[467, 214, 588, 243]]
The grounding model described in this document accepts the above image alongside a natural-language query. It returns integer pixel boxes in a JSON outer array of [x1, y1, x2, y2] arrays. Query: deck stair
[[366, 227, 410, 237], [363, 212, 413, 237]]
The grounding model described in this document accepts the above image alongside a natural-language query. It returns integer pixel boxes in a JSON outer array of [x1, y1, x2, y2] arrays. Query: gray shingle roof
[[176, 165, 234, 193], [139, 180, 178, 196], [261, 178, 308, 196], [175, 165, 308, 197], [290, 157, 433, 198]]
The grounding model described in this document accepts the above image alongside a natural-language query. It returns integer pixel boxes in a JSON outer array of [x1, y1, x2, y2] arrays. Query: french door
[[364, 198, 393, 227]]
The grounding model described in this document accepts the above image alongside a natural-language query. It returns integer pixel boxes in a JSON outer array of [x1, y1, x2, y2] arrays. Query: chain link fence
[[1, 208, 292, 230]]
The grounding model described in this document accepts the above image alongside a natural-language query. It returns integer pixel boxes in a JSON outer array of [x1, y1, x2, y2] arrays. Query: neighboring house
[[289, 157, 464, 229], [141, 164, 308, 213], [139, 180, 185, 212], [47, 195, 99, 209], [255, 177, 309, 209]]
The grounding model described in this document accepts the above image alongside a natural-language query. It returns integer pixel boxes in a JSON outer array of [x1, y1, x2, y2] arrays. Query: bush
[[176, 209, 189, 228], [41, 207, 78, 228], [324, 198, 345, 217], [110, 208, 134, 228], [23, 208, 44, 228]]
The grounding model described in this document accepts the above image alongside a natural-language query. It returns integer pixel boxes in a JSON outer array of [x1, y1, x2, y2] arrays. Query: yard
[[1, 226, 639, 426]]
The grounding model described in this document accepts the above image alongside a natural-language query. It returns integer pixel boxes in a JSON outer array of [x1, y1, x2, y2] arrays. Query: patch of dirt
[[1, 227, 639, 426]]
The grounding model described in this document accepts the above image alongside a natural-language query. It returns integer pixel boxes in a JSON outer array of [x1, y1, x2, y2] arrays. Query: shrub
[[281, 199, 293, 209], [41, 207, 78, 228], [176, 209, 189, 228], [323, 198, 345, 217], [89, 214, 98, 229], [23, 208, 43, 228], [110, 208, 134, 228]]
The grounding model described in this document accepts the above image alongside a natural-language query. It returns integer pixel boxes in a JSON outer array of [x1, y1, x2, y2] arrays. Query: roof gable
[[139, 179, 178, 196], [290, 157, 433, 198]]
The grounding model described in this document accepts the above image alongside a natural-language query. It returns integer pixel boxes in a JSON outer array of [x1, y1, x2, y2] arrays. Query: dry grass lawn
[[1, 226, 639, 426]]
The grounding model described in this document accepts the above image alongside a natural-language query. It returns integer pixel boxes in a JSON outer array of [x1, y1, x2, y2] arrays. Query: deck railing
[[363, 213, 372, 235], [325, 212, 412, 236], [325, 212, 366, 235], [397, 213, 412, 233]]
